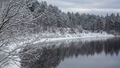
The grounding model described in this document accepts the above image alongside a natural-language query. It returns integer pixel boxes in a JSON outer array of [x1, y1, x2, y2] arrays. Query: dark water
[[20, 38, 120, 68]]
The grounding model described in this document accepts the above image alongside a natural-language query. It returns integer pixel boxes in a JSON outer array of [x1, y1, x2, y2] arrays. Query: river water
[[19, 37, 120, 68]]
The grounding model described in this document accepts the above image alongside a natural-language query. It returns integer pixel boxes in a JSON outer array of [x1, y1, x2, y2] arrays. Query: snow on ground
[[33, 32, 114, 44]]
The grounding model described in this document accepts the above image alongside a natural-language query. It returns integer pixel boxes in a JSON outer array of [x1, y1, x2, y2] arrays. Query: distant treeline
[[28, 1, 120, 34]]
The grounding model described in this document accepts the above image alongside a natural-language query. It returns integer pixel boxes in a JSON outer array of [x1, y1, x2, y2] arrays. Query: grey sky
[[37, 0, 120, 15]]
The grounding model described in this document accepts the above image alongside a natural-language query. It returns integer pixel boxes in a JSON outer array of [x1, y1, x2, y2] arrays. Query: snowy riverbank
[[33, 32, 114, 44], [8, 32, 115, 50]]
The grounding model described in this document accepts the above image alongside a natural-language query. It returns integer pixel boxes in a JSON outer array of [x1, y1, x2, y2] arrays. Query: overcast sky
[[38, 0, 120, 15]]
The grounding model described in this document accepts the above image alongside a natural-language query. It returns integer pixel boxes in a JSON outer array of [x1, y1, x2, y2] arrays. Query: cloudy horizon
[[38, 0, 120, 16]]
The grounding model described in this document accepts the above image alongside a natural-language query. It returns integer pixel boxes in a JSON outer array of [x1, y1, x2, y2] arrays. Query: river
[[19, 37, 120, 68]]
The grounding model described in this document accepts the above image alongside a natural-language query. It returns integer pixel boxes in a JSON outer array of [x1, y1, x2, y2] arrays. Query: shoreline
[[33, 33, 115, 44]]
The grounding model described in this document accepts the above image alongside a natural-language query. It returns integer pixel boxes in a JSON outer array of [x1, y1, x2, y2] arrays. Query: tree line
[[0, 0, 120, 35], [27, 1, 120, 34]]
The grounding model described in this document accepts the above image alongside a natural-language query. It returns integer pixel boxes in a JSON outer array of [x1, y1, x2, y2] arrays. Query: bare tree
[[0, 0, 44, 67]]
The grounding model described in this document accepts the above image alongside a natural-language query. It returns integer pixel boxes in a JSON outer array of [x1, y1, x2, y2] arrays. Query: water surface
[[20, 38, 120, 68]]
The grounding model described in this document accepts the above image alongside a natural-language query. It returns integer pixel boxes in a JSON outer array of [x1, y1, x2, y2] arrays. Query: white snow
[[33, 32, 114, 44]]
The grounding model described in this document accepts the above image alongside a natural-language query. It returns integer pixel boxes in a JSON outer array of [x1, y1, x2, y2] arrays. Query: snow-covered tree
[[0, 0, 45, 67]]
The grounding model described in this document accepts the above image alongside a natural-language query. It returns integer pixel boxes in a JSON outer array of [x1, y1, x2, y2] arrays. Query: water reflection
[[19, 38, 120, 68]]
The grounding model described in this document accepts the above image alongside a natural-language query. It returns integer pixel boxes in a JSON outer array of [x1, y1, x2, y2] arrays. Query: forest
[[0, 0, 120, 37], [26, 0, 120, 34]]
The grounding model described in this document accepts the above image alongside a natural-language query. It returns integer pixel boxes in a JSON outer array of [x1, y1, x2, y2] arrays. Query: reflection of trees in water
[[104, 38, 120, 56], [19, 38, 120, 68]]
